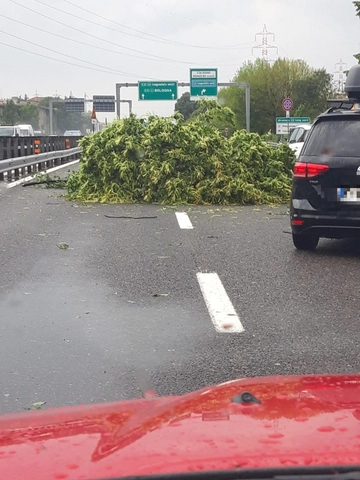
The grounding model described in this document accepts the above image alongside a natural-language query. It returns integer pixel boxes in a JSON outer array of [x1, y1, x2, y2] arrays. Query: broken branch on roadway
[[104, 215, 157, 219]]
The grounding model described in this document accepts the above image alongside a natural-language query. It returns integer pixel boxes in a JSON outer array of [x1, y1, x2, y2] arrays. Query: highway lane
[[1, 179, 360, 414]]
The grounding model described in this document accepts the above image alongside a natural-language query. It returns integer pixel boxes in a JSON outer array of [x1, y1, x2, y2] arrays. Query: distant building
[[29, 96, 45, 104]]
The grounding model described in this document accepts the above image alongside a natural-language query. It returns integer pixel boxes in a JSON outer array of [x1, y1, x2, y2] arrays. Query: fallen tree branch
[[104, 215, 157, 219]]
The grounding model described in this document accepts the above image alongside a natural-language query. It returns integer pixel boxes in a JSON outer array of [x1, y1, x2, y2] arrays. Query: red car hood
[[1, 374, 360, 479]]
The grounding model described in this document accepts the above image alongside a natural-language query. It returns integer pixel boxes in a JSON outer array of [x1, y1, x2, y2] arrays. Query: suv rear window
[[303, 118, 360, 157]]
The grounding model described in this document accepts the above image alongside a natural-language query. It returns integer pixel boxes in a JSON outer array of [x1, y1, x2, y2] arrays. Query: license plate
[[337, 187, 360, 202]]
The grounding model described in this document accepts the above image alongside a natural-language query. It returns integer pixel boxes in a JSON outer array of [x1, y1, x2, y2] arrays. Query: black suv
[[290, 64, 360, 250]]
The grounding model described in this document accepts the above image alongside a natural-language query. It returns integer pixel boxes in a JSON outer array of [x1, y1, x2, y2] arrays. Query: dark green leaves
[[66, 105, 295, 206]]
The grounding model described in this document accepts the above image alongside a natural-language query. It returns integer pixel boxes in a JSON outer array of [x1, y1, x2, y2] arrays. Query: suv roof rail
[[325, 99, 355, 113]]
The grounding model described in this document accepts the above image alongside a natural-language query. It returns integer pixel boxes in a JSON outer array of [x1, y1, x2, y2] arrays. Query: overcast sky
[[0, 0, 359, 120]]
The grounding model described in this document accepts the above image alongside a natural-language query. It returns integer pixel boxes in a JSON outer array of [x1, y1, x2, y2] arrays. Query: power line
[[34, 0, 180, 48], [0, 31, 251, 88], [274, 41, 290, 58], [36, 0, 187, 48], [60, 0, 255, 50], [0, 12, 251, 67], [0, 28, 150, 77], [0, 40, 130, 76], [0, 13, 172, 64], [7, 0, 195, 64]]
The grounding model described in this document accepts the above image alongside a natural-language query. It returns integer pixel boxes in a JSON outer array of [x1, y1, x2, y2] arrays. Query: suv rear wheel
[[292, 232, 319, 250]]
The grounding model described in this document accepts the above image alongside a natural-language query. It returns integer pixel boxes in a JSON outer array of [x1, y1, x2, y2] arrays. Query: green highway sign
[[276, 117, 311, 135], [276, 117, 310, 123], [190, 68, 218, 100], [138, 81, 178, 101]]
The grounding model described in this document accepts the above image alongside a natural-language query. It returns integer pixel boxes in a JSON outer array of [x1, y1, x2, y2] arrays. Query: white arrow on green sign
[[190, 68, 218, 100], [138, 81, 178, 101]]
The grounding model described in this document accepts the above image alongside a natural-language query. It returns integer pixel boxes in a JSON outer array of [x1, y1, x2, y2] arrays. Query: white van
[[18, 124, 35, 136], [288, 124, 312, 159], [0, 126, 21, 137]]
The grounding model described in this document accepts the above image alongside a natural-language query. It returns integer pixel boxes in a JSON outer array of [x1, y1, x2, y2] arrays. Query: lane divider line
[[175, 212, 193, 230], [6, 159, 80, 189], [196, 272, 244, 334]]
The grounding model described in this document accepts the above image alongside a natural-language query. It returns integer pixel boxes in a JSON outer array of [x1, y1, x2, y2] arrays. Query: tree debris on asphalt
[[26, 401, 46, 410], [104, 215, 157, 219], [67, 102, 295, 205]]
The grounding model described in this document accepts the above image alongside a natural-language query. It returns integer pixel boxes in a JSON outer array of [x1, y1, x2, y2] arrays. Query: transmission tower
[[334, 59, 347, 94], [252, 24, 278, 61]]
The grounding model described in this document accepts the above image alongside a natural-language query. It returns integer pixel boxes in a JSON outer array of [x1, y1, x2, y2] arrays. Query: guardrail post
[[6, 138, 11, 159]]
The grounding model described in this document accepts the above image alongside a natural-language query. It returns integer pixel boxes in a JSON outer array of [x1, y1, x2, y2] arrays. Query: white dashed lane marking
[[175, 212, 194, 229], [196, 272, 244, 334]]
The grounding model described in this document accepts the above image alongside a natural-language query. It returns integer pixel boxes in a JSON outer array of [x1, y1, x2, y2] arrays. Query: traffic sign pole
[[286, 110, 290, 134]]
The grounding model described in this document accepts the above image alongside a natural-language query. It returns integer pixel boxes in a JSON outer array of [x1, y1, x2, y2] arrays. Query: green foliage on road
[[67, 102, 295, 205]]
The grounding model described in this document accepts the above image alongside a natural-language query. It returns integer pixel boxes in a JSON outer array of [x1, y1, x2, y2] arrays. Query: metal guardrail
[[0, 136, 82, 161], [0, 147, 82, 182]]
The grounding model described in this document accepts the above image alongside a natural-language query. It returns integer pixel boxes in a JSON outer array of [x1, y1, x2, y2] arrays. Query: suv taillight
[[293, 163, 307, 177], [293, 162, 329, 178]]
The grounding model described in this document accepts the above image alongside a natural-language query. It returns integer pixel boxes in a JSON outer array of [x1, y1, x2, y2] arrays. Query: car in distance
[[63, 129, 82, 136], [0, 125, 21, 136], [288, 124, 312, 159], [290, 64, 360, 250], [17, 124, 35, 136]]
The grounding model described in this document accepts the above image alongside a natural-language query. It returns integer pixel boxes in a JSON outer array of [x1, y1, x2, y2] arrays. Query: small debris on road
[[26, 401, 46, 410], [104, 215, 157, 219]]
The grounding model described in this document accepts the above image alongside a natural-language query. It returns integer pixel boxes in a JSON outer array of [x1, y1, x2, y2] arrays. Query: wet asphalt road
[[1, 174, 360, 414]]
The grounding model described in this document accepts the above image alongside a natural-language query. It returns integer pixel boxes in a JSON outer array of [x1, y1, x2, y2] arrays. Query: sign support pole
[[286, 110, 290, 135], [49, 99, 53, 136], [116, 85, 121, 119], [245, 84, 250, 134]]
